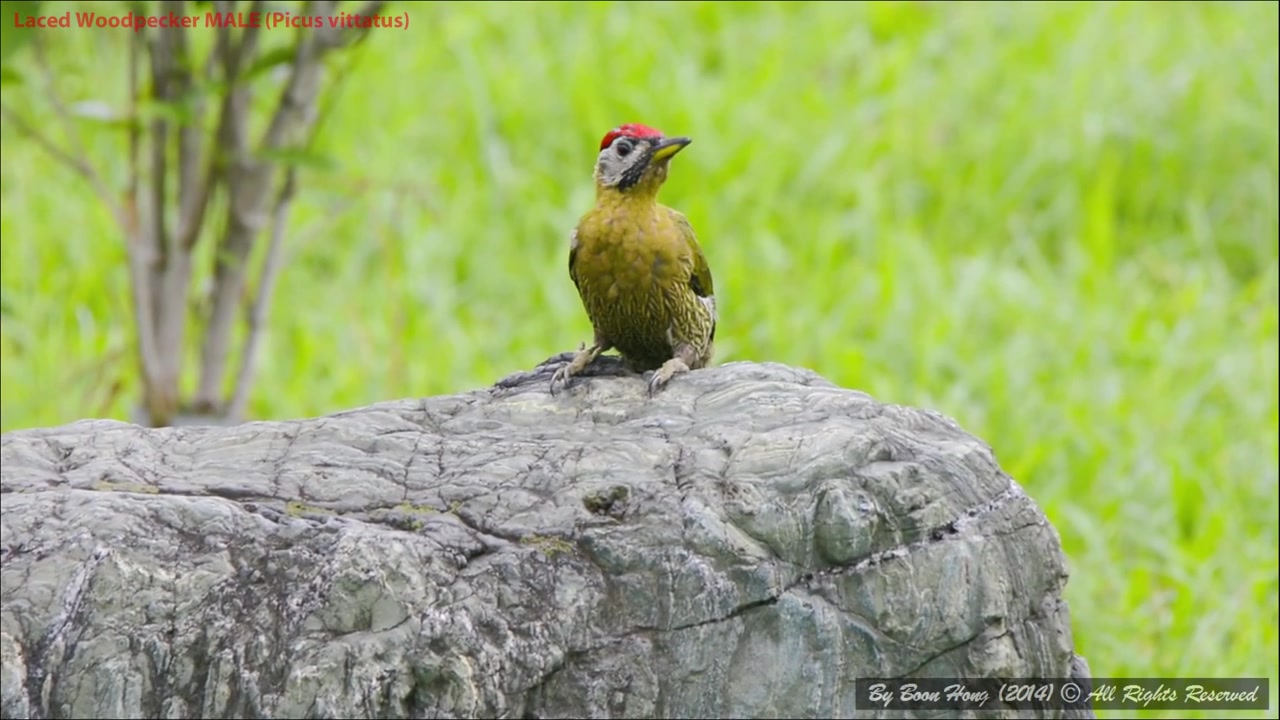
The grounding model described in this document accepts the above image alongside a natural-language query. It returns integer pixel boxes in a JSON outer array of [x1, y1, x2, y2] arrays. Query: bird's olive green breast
[[570, 197, 695, 365]]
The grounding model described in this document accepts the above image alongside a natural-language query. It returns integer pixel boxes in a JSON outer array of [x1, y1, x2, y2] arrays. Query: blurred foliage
[[1, 2, 42, 64], [3, 0, 380, 426], [0, 2, 1277, 718]]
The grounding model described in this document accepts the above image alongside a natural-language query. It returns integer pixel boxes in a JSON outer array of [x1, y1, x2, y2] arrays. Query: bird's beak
[[650, 136, 692, 162]]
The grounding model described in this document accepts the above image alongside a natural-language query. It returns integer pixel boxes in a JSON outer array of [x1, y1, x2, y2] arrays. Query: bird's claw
[[646, 358, 690, 397], [549, 342, 591, 396], [645, 374, 665, 397], [549, 365, 575, 396]]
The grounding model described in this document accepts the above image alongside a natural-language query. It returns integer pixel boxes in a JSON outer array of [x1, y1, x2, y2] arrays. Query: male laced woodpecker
[[549, 123, 717, 397]]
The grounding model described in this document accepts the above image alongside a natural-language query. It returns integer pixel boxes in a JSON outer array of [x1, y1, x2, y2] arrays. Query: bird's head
[[593, 123, 692, 197]]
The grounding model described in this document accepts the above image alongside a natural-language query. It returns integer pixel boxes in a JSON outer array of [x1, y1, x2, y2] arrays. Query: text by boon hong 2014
[[854, 677, 1270, 711]]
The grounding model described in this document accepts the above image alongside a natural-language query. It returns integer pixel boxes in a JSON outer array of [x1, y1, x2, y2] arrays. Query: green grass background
[[1, 1, 1277, 717]]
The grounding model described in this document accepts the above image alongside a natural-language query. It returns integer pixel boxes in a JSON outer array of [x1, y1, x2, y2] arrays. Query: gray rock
[[0, 356, 1094, 719]]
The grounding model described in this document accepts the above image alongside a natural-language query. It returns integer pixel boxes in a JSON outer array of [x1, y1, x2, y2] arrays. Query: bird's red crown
[[599, 123, 664, 151]]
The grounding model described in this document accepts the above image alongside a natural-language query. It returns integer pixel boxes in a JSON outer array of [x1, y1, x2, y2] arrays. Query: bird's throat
[[593, 186, 660, 216]]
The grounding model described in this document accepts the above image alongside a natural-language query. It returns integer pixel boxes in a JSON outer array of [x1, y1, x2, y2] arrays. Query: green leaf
[[138, 93, 201, 126], [0, 65, 24, 86], [243, 45, 297, 81]]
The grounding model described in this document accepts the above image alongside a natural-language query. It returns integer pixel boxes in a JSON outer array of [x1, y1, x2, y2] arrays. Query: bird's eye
[[615, 139, 634, 157]]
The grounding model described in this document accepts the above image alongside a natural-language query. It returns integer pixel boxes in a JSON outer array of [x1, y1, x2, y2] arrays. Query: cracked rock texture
[[0, 356, 1094, 719]]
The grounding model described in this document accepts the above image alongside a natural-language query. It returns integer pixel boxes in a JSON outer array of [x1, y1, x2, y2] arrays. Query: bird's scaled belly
[[587, 276, 674, 363]]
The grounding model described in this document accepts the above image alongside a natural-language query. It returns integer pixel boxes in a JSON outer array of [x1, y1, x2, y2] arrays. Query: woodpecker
[[550, 123, 717, 397]]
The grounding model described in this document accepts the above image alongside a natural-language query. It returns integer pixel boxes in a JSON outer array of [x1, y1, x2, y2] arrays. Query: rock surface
[[0, 356, 1094, 719]]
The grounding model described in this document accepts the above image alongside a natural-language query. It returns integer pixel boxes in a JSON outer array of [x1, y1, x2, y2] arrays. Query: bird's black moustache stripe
[[616, 150, 654, 191]]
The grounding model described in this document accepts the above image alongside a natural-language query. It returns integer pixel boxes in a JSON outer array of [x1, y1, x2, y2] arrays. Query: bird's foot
[[550, 342, 598, 396], [646, 357, 691, 397]]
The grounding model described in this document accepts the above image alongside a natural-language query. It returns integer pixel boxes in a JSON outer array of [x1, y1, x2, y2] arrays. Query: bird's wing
[[670, 210, 715, 299], [568, 228, 582, 293], [670, 209, 717, 340]]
